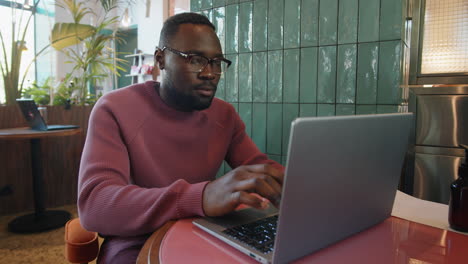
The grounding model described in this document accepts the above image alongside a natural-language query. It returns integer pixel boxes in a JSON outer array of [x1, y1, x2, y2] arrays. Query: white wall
[[130, 0, 167, 54]]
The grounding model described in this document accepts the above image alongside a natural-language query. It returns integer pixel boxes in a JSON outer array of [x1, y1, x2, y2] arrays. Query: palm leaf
[[51, 23, 96, 50]]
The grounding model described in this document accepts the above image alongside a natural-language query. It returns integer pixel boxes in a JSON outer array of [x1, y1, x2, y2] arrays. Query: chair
[[64, 218, 99, 264]]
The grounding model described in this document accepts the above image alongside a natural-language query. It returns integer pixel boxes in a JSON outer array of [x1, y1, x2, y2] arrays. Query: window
[[0, 1, 36, 104], [420, 0, 468, 74]]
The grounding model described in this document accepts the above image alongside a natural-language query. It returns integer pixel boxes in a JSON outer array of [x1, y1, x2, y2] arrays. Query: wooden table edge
[[137, 220, 176, 264], [0, 127, 82, 139]]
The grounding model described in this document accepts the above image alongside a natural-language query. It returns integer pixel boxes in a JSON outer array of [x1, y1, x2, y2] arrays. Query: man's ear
[[154, 49, 165, 70]]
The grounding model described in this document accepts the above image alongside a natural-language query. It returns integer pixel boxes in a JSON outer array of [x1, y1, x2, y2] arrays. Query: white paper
[[391, 191, 468, 235]]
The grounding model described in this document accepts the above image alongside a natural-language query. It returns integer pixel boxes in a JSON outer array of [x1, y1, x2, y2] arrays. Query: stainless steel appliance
[[408, 85, 468, 204]]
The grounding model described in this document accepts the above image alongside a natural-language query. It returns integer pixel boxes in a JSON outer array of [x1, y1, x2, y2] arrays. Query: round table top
[[0, 127, 81, 139], [137, 216, 468, 264]]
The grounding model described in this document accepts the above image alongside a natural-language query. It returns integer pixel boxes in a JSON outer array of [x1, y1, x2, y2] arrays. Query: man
[[78, 12, 284, 264]]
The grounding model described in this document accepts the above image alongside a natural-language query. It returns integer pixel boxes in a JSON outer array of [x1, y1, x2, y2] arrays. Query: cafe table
[[0, 127, 81, 233], [136, 191, 468, 264]]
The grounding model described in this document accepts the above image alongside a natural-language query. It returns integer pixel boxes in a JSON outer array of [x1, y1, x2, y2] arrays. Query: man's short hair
[[158, 12, 216, 48]]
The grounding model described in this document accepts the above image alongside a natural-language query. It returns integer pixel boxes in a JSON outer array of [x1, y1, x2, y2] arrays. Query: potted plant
[[50, 0, 130, 105]]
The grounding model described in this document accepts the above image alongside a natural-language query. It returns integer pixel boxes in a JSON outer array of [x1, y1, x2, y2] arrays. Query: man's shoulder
[[90, 82, 157, 138], [93, 82, 158, 115], [99, 82, 153, 104]]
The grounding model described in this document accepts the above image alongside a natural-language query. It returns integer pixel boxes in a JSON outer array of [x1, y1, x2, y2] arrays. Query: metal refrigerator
[[408, 85, 468, 204]]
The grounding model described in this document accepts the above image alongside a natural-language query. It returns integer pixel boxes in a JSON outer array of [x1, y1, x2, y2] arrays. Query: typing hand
[[202, 164, 284, 217]]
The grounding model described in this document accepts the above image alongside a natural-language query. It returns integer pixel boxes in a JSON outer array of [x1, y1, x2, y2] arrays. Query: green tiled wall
[[192, 0, 407, 170]]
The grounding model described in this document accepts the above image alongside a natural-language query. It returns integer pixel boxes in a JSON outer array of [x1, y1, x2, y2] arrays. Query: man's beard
[[164, 77, 216, 111]]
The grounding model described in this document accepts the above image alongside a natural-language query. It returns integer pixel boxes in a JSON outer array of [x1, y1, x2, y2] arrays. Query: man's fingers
[[233, 191, 269, 209], [264, 174, 282, 195], [234, 175, 281, 207], [245, 164, 284, 184]]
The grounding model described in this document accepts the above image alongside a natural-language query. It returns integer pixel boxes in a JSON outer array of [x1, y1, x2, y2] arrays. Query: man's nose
[[198, 63, 216, 80]]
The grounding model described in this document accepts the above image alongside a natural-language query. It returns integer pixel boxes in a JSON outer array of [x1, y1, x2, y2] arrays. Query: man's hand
[[202, 164, 284, 217]]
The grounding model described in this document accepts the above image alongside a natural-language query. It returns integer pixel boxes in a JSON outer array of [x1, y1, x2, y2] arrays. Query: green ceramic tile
[[268, 50, 283, 103], [317, 104, 335, 116], [224, 161, 232, 173], [239, 103, 253, 136], [283, 49, 300, 103], [359, 0, 380, 42], [282, 104, 299, 154], [377, 105, 399, 114], [300, 47, 317, 103], [284, 0, 301, 48], [212, 7, 226, 53], [338, 0, 358, 44], [356, 43, 379, 104], [301, 0, 319, 47], [252, 103, 267, 152], [191, 0, 202, 11], [380, 0, 402, 40], [282, 156, 287, 166], [253, 52, 267, 102], [268, 155, 282, 164], [202, 9, 212, 21], [240, 0, 252, 2], [317, 46, 337, 103], [337, 44, 357, 104], [319, 0, 338, 45], [213, 0, 226, 8], [216, 74, 226, 100], [226, 4, 239, 54], [378, 41, 402, 104], [239, 2, 253, 52], [216, 162, 225, 178], [225, 54, 238, 102], [268, 0, 284, 50], [239, 53, 252, 102], [356, 105, 377, 115], [336, 104, 356, 116], [227, 0, 239, 4], [267, 103, 282, 155], [253, 0, 268, 51], [299, 104, 317, 117], [201, 0, 212, 10]]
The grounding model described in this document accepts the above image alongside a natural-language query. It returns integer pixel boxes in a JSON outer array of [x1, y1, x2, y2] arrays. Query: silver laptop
[[193, 113, 413, 264]]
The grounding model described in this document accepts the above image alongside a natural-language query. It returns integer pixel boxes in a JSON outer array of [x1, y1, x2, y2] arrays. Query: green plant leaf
[[51, 23, 96, 50]]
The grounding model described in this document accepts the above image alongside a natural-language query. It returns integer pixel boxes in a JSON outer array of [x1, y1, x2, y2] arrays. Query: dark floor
[[0, 204, 99, 264]]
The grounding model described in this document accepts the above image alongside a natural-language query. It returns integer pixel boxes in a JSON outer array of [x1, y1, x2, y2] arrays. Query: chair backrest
[[64, 218, 99, 264]]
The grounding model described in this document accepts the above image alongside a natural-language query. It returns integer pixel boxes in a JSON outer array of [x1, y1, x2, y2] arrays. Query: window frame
[[409, 0, 468, 85]]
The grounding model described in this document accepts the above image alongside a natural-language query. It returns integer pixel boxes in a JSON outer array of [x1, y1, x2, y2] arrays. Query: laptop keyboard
[[222, 215, 278, 254]]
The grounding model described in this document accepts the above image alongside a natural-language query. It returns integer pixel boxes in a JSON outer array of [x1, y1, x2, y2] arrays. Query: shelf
[[125, 51, 154, 84]]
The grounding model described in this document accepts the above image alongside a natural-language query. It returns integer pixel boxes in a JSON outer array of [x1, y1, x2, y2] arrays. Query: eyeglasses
[[160, 46, 231, 75]]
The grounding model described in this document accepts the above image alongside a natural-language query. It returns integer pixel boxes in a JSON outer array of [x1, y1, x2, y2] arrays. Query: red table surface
[[159, 217, 467, 264]]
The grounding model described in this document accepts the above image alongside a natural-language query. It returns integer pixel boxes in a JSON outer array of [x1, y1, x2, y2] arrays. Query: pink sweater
[[78, 81, 281, 261]]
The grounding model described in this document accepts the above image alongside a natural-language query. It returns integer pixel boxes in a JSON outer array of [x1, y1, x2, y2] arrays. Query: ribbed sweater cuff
[[177, 181, 209, 218]]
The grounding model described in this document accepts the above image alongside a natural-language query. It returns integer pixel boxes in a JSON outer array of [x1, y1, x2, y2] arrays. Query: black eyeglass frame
[[159, 46, 232, 74]]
